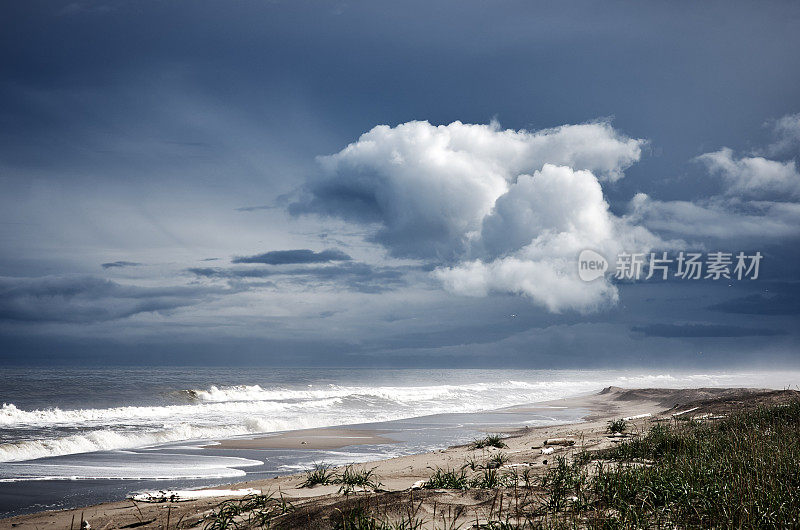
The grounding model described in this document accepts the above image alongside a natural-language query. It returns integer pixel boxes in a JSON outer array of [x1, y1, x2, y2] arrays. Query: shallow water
[[1, 367, 796, 516]]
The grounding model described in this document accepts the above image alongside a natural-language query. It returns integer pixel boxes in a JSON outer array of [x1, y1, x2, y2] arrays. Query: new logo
[[578, 249, 608, 281]]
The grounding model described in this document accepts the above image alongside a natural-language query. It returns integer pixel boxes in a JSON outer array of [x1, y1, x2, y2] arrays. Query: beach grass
[[203, 399, 800, 529], [334, 465, 383, 495], [537, 400, 800, 528], [331, 507, 393, 530], [204, 492, 294, 529], [605, 418, 627, 434], [470, 434, 508, 450], [468, 468, 517, 489], [299, 463, 337, 488], [594, 402, 800, 527], [485, 451, 509, 468], [299, 463, 382, 494], [422, 467, 470, 490], [462, 454, 484, 471]]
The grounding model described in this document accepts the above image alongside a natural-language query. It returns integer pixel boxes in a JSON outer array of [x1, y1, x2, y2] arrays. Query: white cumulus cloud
[[436, 165, 666, 313], [292, 119, 645, 261], [697, 147, 800, 200], [631, 115, 800, 241], [291, 121, 666, 313], [629, 193, 800, 240]]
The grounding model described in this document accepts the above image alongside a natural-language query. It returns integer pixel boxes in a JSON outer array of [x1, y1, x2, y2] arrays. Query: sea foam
[[1, 371, 793, 464]]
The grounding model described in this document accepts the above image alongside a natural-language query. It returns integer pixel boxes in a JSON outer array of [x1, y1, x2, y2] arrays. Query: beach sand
[[207, 428, 399, 450], [2, 386, 790, 529]]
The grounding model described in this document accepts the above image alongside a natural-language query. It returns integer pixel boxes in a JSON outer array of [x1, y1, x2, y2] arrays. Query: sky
[[1, 0, 799, 367]]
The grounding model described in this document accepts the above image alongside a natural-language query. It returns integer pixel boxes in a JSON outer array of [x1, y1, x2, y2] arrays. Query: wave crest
[[1, 372, 774, 463]]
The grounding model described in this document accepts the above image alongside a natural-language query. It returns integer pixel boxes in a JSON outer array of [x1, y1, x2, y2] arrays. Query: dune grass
[[423, 465, 517, 491], [486, 452, 509, 468], [299, 462, 337, 488], [469, 468, 517, 489], [330, 507, 394, 530], [335, 465, 383, 495], [206, 400, 800, 529], [204, 492, 293, 529], [537, 400, 800, 528], [407, 400, 800, 528], [422, 467, 470, 490], [588, 401, 800, 527], [470, 434, 508, 450], [606, 418, 627, 434], [299, 463, 382, 494], [462, 455, 481, 471]]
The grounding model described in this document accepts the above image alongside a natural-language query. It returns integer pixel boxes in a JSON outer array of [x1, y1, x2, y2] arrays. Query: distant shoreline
[[4, 386, 794, 529]]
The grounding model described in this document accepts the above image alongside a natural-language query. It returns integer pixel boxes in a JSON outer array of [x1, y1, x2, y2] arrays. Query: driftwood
[[544, 438, 575, 446]]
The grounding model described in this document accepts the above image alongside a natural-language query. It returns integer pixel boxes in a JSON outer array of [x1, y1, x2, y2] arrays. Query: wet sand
[[207, 428, 399, 450], [1, 386, 785, 529]]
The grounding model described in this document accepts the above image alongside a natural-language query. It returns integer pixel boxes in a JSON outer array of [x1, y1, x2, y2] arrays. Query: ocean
[[1, 367, 797, 517]]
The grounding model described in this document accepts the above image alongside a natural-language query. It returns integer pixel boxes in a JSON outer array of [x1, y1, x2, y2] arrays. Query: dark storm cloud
[[188, 262, 409, 293], [101, 261, 141, 269], [708, 292, 800, 316], [232, 249, 351, 265], [0, 275, 230, 323], [631, 323, 786, 338], [288, 176, 384, 225], [3, 0, 798, 195]]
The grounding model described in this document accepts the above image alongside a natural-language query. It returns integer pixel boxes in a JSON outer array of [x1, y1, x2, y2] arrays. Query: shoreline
[[1, 386, 790, 529]]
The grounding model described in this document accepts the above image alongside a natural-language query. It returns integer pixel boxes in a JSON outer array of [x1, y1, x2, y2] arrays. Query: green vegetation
[[587, 401, 800, 527], [540, 455, 588, 513], [536, 400, 800, 528], [299, 462, 337, 488], [210, 400, 800, 528], [606, 418, 627, 434], [469, 468, 517, 489], [470, 434, 508, 449], [204, 492, 293, 529], [519, 466, 535, 489], [486, 452, 509, 468], [335, 465, 383, 495], [462, 455, 480, 471], [425, 400, 800, 528], [423, 466, 517, 490], [422, 467, 470, 489], [424, 459, 519, 490], [299, 463, 382, 494], [330, 508, 393, 530]]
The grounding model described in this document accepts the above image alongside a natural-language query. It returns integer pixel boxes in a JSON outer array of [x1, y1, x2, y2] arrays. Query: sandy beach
[[3, 385, 793, 529], [207, 428, 400, 451]]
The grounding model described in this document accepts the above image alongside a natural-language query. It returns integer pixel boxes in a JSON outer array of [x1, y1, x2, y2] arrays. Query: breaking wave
[[0, 423, 251, 463], [1, 370, 789, 463], [0, 451, 263, 482]]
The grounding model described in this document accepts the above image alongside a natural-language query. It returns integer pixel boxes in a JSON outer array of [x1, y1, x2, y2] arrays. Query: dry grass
[[203, 398, 800, 529]]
